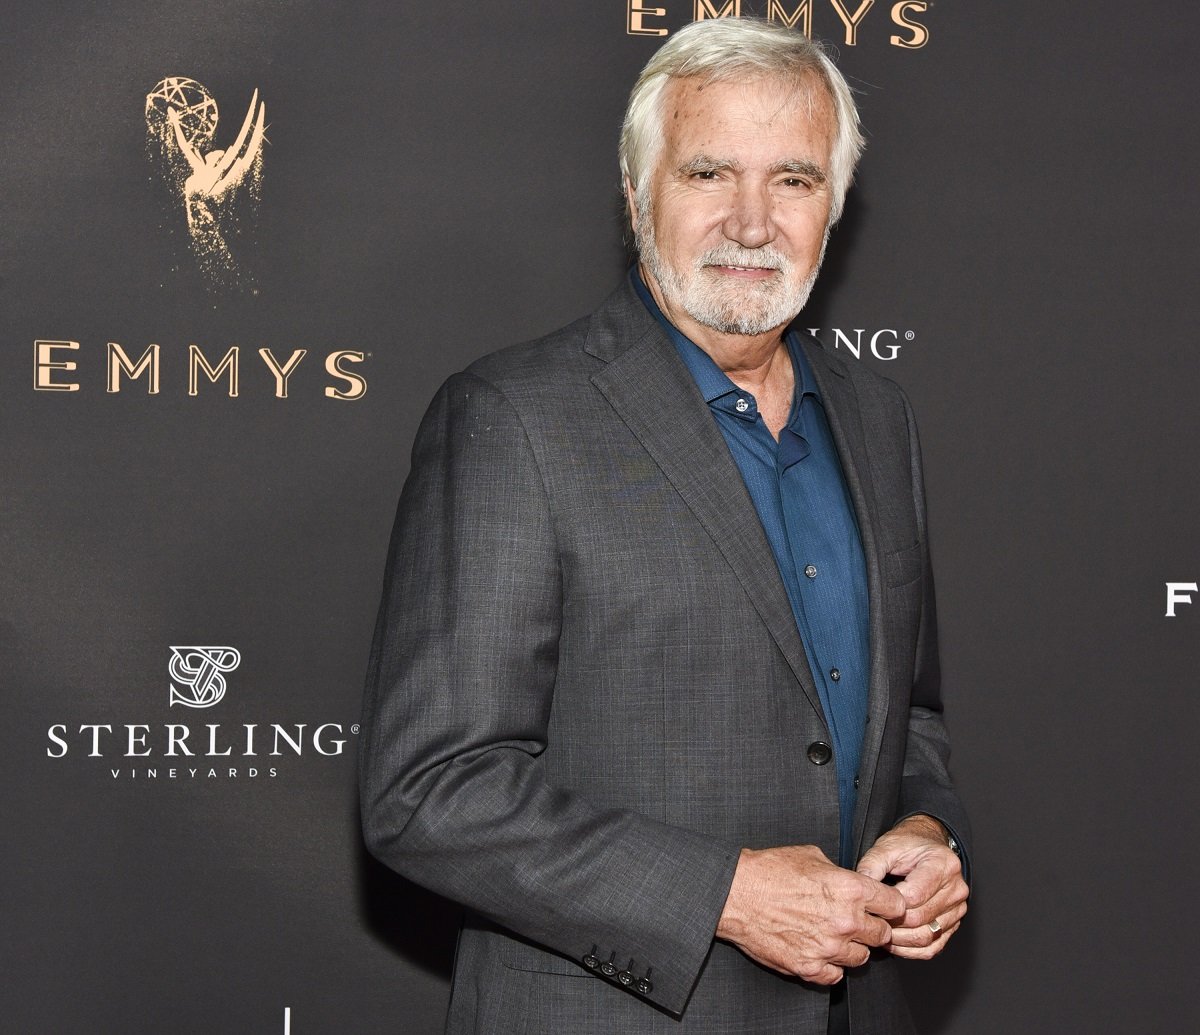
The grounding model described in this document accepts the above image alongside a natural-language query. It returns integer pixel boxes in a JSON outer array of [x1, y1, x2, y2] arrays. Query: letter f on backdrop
[[1165, 582, 1198, 616]]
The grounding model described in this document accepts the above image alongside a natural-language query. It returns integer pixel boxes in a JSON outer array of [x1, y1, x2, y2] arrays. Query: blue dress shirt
[[633, 269, 870, 865]]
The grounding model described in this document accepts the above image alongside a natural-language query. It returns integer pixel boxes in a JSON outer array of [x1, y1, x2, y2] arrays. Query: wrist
[[716, 848, 755, 941], [897, 813, 948, 843]]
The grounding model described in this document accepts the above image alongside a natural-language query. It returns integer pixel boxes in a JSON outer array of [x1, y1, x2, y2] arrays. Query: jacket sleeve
[[894, 388, 973, 882], [358, 371, 740, 1015]]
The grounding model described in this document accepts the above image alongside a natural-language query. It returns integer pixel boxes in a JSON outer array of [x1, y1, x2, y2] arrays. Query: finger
[[889, 902, 968, 948], [796, 962, 844, 986], [899, 876, 968, 927], [892, 864, 943, 909], [819, 963, 845, 985], [855, 850, 888, 882], [862, 878, 907, 921], [889, 920, 960, 960], [857, 911, 896, 949], [824, 934, 877, 968], [902, 893, 964, 930], [894, 848, 964, 909], [848, 942, 874, 968], [889, 921, 945, 950]]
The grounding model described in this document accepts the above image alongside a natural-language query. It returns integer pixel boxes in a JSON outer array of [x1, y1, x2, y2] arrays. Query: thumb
[[855, 846, 890, 882]]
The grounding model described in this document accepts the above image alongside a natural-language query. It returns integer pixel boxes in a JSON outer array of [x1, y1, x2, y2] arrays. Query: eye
[[691, 169, 720, 181], [781, 177, 813, 190]]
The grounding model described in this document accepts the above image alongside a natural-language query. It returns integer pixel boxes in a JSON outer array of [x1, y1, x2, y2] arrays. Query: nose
[[722, 183, 775, 249]]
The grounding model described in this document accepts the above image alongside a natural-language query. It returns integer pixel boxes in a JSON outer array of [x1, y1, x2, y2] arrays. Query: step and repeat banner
[[3, 2, 1196, 1032]]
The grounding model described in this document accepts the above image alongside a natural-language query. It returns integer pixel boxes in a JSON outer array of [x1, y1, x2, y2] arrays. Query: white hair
[[619, 17, 864, 225]]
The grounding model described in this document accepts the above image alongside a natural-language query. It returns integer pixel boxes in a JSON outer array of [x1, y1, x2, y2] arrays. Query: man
[[361, 17, 969, 1034]]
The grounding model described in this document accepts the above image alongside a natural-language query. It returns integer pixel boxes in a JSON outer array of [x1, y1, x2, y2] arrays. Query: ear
[[624, 176, 641, 232]]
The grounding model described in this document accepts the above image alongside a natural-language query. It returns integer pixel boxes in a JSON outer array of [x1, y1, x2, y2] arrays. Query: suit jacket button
[[600, 961, 617, 977], [636, 978, 653, 995], [807, 741, 833, 765], [583, 948, 600, 969], [617, 970, 633, 985]]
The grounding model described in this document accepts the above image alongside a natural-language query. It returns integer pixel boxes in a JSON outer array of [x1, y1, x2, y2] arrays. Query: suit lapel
[[586, 285, 825, 723], [801, 339, 891, 851]]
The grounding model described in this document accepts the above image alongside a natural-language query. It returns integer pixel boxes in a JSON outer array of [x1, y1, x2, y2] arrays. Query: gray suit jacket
[[360, 278, 970, 1034]]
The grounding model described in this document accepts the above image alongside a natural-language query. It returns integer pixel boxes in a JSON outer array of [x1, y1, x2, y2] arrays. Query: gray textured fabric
[[359, 279, 970, 1033]]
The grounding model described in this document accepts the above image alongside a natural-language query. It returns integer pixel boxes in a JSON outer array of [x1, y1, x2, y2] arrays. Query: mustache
[[697, 244, 789, 271]]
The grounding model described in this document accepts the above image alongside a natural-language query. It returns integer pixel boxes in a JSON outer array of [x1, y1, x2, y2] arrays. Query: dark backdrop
[[3, 2, 1197, 1032]]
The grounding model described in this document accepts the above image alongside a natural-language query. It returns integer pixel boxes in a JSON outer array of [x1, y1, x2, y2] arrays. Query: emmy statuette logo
[[145, 77, 268, 288], [169, 646, 242, 708]]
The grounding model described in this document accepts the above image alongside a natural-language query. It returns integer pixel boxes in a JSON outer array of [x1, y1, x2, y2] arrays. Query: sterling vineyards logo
[[806, 326, 914, 362], [169, 646, 240, 708], [45, 646, 357, 782]]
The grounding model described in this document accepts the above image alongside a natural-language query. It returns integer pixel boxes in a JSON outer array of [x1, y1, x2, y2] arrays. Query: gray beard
[[635, 202, 826, 337]]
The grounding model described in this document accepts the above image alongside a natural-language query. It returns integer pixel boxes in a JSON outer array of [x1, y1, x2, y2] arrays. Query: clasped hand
[[716, 816, 967, 983]]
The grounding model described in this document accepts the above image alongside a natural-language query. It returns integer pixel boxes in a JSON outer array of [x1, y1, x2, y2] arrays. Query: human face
[[631, 75, 835, 341]]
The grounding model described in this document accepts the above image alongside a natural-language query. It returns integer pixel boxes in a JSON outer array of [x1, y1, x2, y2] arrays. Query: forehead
[[657, 73, 835, 168]]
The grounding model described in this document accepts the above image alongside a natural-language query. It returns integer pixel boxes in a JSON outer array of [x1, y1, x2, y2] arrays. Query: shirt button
[[735, 398, 750, 413], [853, 776, 860, 789], [804, 565, 818, 579], [807, 741, 833, 765], [830, 668, 841, 681]]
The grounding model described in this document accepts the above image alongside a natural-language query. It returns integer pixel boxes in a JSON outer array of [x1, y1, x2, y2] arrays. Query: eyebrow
[[676, 154, 738, 175], [769, 159, 827, 183], [676, 154, 827, 183]]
